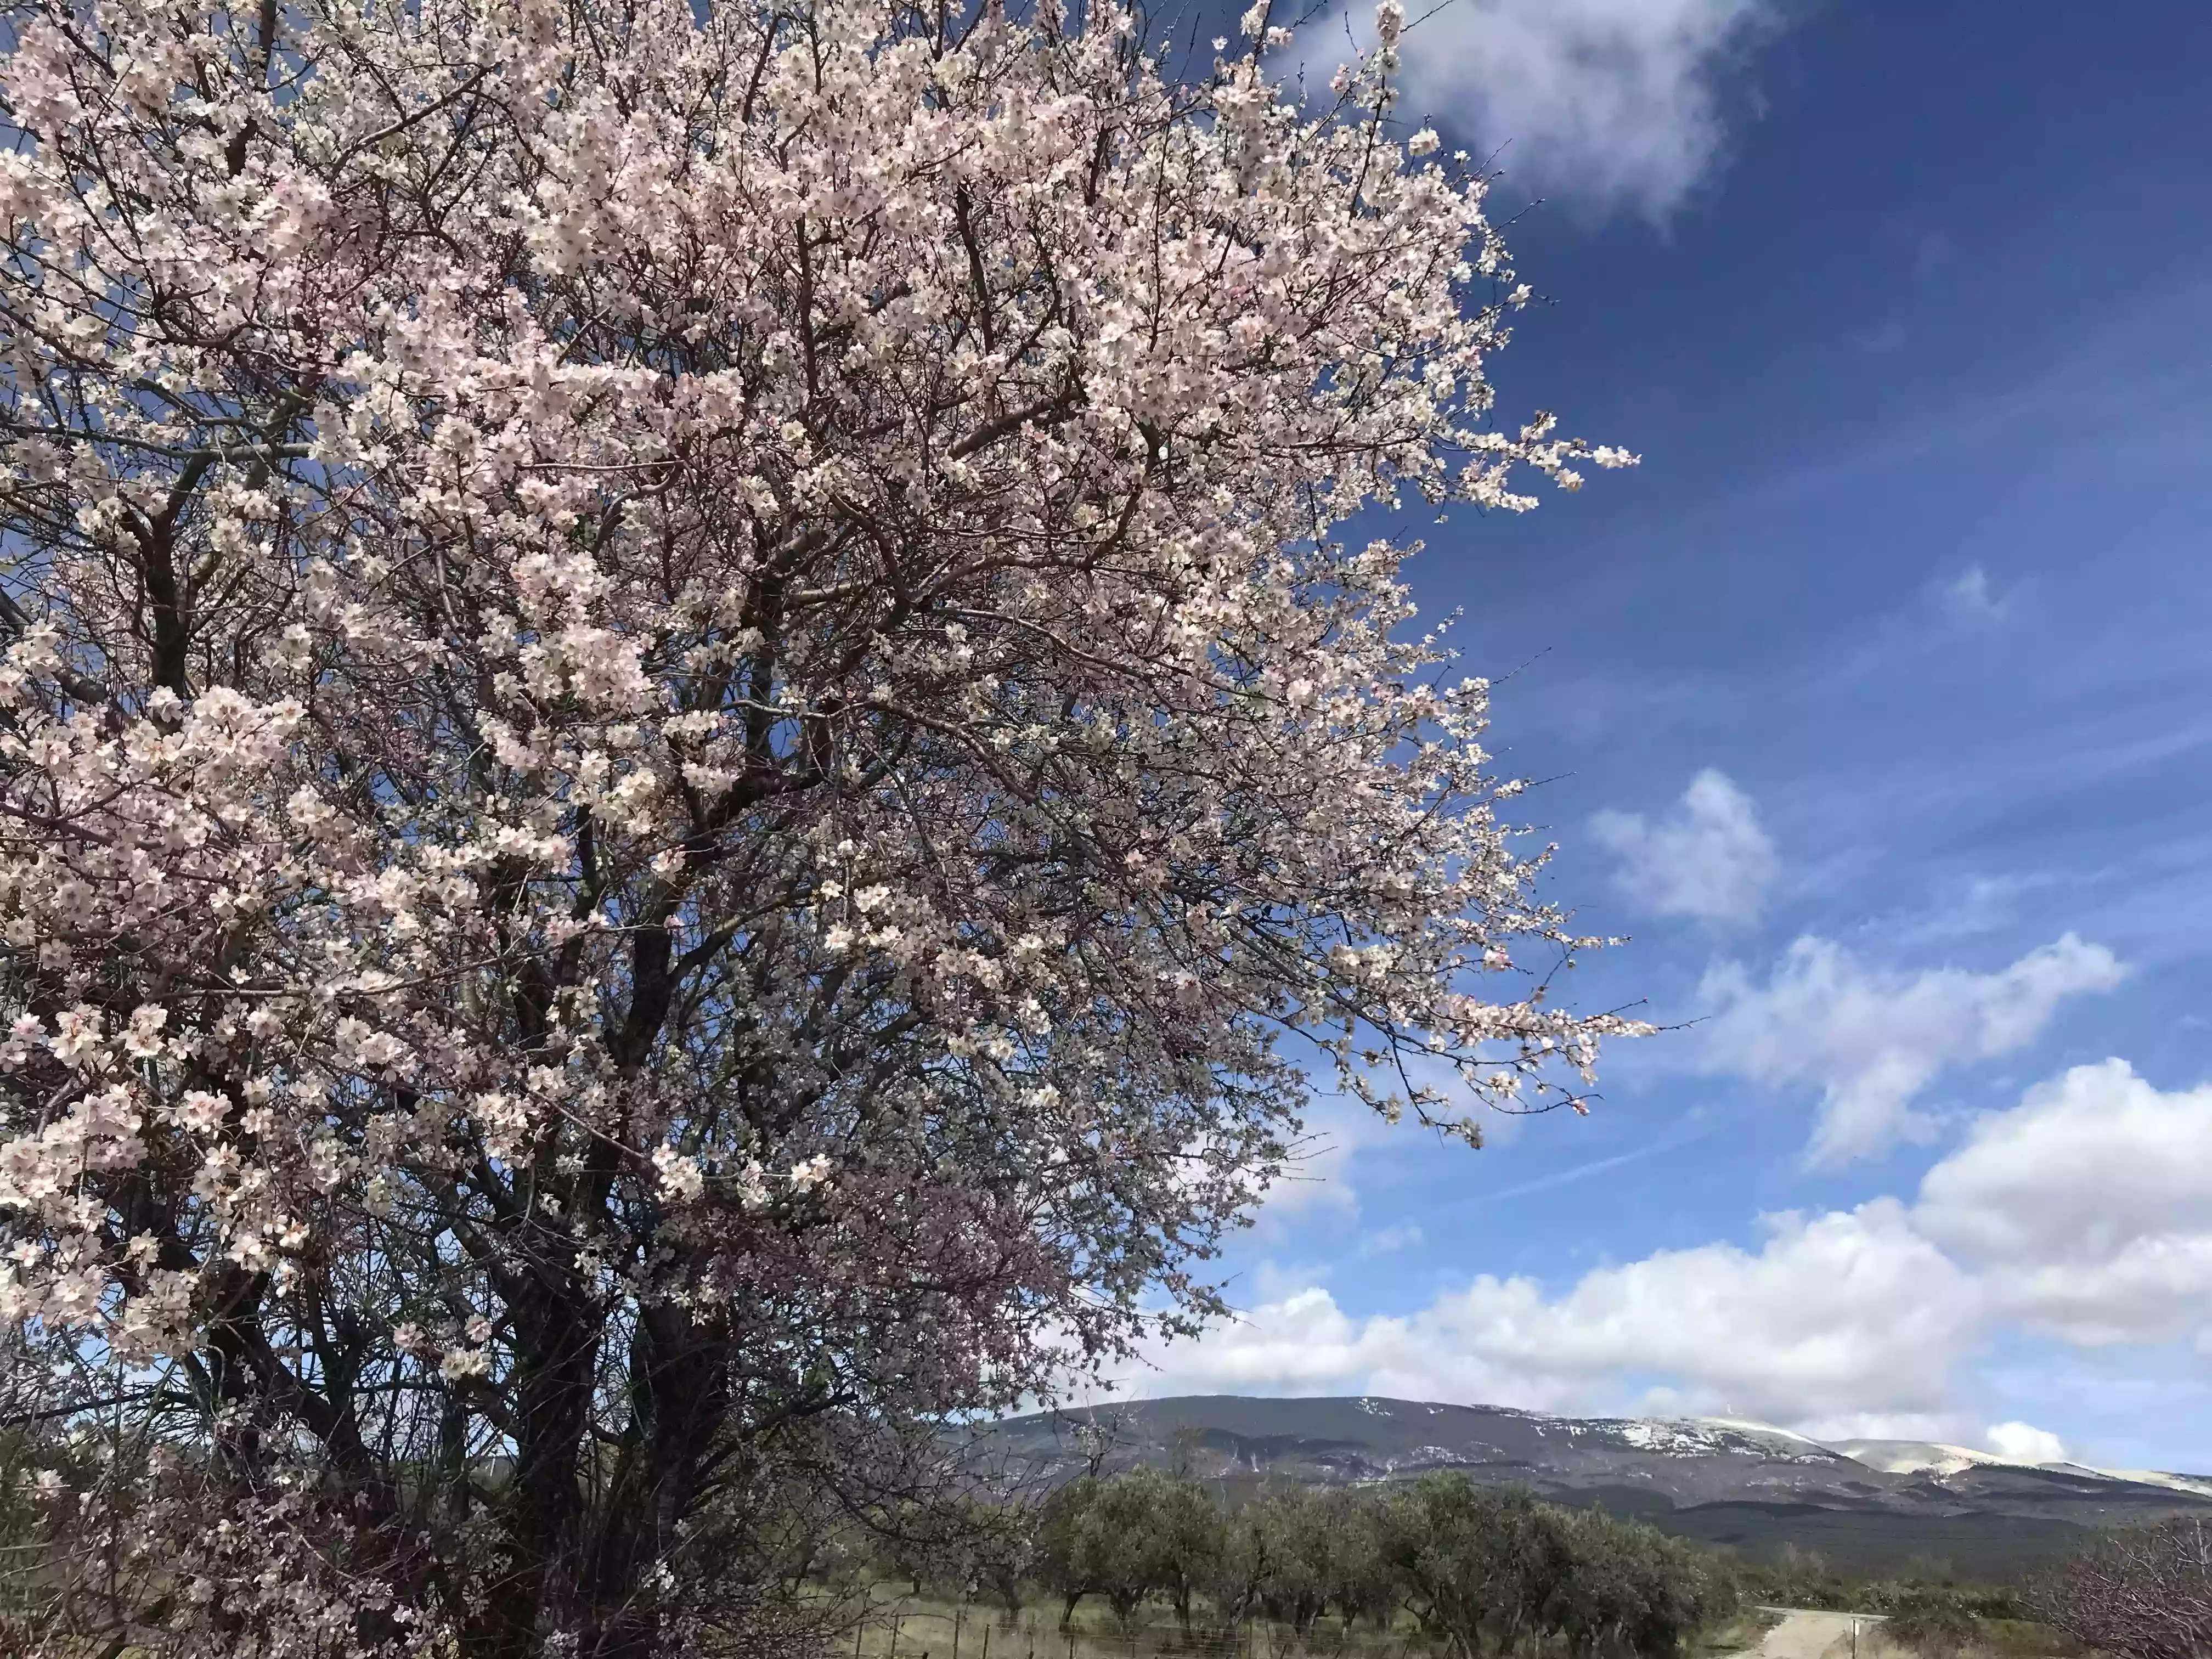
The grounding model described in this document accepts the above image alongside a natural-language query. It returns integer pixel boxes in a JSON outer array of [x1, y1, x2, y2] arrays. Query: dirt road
[[1752, 1609, 1886, 1659]]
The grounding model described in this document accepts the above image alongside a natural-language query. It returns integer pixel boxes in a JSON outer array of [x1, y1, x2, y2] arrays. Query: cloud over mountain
[[1136, 1057, 2212, 1445], [1139, 1198, 1977, 1430]]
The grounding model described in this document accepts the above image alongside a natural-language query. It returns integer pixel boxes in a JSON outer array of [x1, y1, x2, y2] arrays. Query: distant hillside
[[974, 1395, 2212, 1581]]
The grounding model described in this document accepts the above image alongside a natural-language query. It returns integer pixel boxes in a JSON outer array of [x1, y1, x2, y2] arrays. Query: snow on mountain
[[1830, 1439, 2212, 1497], [1829, 1440, 2011, 1477], [976, 1394, 2212, 1581], [2095, 1468, 2212, 1499]]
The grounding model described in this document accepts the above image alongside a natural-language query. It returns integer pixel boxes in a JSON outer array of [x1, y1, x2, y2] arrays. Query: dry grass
[[1692, 1608, 1786, 1656], [1961, 1621, 2084, 1659], [843, 1596, 1434, 1658], [1869, 1617, 2084, 1659], [842, 1595, 1792, 1659]]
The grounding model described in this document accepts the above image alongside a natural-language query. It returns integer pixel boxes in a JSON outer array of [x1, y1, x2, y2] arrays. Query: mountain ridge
[[974, 1395, 2212, 1580]]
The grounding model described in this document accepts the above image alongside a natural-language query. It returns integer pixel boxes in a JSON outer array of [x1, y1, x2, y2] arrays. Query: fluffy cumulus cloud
[[1590, 769, 1777, 927], [1296, 0, 1783, 218], [1699, 934, 2126, 1166], [1917, 1059, 2212, 1347], [1137, 1200, 1980, 1427], [1131, 1058, 2212, 1441], [1984, 1421, 2067, 1465], [1423, 1201, 1978, 1423]]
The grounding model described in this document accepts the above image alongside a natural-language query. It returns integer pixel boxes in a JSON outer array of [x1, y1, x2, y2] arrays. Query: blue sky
[[1118, 1, 2212, 1474]]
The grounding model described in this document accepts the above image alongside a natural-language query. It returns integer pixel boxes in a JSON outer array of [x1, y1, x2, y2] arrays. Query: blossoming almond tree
[[0, 0, 1641, 1649]]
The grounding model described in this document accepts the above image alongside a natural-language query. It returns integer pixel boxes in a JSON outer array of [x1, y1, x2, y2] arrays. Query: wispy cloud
[[1698, 932, 2126, 1166], [1357, 1221, 1426, 1258], [1443, 1121, 1722, 1210], [1942, 563, 2013, 622]]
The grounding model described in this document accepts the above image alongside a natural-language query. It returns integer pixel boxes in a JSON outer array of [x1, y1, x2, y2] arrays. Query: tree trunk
[[467, 1280, 599, 1658]]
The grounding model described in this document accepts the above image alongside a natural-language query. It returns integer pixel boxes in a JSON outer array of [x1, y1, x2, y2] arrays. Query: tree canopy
[[0, 0, 1634, 1649]]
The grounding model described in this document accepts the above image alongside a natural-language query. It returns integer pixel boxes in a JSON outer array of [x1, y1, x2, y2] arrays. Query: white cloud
[[1424, 1201, 1979, 1421], [1250, 1089, 1392, 1232], [1699, 933, 2126, 1166], [1357, 1222, 1426, 1258], [1135, 1199, 1980, 1429], [1791, 1410, 1973, 1444], [1984, 1421, 2066, 1464], [1126, 1055, 2212, 1443], [1296, 0, 1783, 218], [1917, 1059, 2212, 1347], [1591, 769, 1778, 927], [1944, 565, 2012, 621]]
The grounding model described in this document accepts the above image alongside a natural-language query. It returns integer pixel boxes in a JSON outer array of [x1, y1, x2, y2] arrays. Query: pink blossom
[[0, 0, 1642, 1644]]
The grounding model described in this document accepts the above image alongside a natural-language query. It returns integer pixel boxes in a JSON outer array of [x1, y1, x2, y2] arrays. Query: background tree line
[[883, 1470, 1739, 1659], [858, 1469, 2212, 1659]]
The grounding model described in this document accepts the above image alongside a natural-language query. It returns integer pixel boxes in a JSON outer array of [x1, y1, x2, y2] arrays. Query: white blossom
[[0, 0, 1643, 1641]]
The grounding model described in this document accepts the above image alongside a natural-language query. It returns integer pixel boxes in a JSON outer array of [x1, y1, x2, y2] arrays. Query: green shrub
[[1886, 1590, 1982, 1659]]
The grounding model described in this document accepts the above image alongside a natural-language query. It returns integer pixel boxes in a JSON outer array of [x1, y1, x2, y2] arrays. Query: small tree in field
[[1146, 1470, 1223, 1634], [0, 0, 1639, 1648], [1319, 1487, 1400, 1632], [1032, 1475, 1101, 1630], [1383, 1475, 1525, 1657], [1257, 1483, 1340, 1635]]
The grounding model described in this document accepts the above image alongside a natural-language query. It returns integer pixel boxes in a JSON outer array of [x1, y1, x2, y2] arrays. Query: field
[[837, 1597, 2064, 1659], [845, 1597, 1491, 1658], [844, 1599, 1801, 1659]]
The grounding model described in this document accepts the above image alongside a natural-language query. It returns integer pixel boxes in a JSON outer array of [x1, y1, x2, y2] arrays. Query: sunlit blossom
[[0, 0, 1637, 1645]]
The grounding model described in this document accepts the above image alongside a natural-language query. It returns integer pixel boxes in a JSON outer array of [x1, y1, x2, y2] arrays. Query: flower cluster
[[0, 0, 1639, 1648]]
